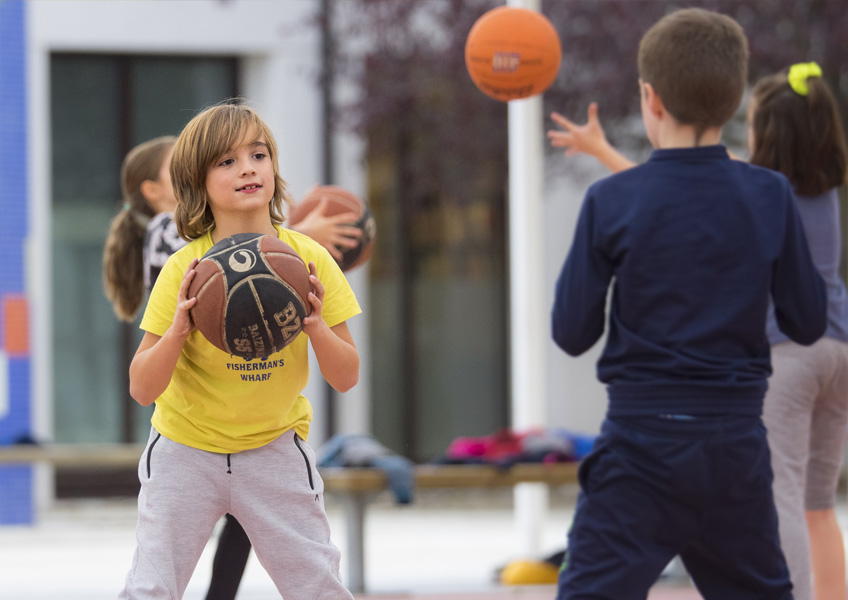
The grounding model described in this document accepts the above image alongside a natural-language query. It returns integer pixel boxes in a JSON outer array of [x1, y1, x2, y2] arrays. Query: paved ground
[[3, 485, 839, 600], [0, 488, 691, 600]]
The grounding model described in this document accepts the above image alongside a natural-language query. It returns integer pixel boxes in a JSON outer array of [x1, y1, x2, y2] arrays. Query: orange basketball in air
[[464, 6, 562, 102]]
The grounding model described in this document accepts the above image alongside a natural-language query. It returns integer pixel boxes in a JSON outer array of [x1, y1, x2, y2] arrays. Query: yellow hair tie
[[787, 62, 822, 96]]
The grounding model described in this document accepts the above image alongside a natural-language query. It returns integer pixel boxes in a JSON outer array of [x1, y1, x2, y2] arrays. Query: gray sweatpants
[[118, 427, 353, 600], [763, 338, 848, 600]]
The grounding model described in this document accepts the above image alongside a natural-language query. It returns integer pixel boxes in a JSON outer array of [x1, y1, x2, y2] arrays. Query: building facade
[[0, 0, 607, 523]]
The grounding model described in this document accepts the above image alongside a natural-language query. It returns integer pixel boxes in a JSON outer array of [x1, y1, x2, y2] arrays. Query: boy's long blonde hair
[[102, 136, 176, 322], [171, 101, 293, 240]]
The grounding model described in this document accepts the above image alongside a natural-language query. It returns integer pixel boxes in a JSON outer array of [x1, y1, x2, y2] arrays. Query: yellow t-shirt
[[140, 226, 361, 453]]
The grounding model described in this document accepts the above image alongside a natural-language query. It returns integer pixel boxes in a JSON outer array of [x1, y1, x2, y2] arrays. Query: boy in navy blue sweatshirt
[[551, 9, 826, 600]]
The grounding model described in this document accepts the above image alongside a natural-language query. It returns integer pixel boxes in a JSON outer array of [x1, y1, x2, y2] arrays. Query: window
[[364, 75, 510, 461], [50, 54, 237, 443]]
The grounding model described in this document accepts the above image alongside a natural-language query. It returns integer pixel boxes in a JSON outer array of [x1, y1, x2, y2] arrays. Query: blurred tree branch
[[327, 0, 847, 188]]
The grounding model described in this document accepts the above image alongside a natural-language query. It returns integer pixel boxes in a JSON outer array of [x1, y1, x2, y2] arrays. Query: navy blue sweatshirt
[[552, 146, 827, 417]]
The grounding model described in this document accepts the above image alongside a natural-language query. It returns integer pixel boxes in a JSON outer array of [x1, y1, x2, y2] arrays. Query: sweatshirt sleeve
[[552, 190, 614, 356], [771, 187, 827, 345]]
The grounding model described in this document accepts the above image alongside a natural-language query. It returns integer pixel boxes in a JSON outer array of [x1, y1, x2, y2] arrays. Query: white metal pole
[[506, 0, 548, 558]]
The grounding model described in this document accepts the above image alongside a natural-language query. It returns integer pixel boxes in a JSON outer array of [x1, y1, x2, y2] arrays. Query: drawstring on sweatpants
[[226, 454, 232, 474]]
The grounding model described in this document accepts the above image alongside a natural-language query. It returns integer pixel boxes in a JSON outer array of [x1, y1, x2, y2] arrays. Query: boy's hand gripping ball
[[188, 233, 312, 360], [465, 6, 562, 102], [289, 185, 377, 272]]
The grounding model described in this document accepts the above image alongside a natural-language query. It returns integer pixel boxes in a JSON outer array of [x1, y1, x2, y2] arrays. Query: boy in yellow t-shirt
[[118, 101, 360, 600]]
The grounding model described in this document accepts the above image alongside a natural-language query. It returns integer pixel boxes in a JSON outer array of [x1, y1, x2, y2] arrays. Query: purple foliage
[[330, 0, 847, 151]]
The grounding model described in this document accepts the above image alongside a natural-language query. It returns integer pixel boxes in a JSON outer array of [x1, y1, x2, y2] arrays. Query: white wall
[[543, 159, 611, 435]]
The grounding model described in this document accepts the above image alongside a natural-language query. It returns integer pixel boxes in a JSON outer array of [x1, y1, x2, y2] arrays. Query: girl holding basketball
[[548, 63, 848, 600], [118, 101, 360, 600]]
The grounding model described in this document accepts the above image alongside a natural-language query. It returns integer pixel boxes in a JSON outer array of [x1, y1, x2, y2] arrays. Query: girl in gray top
[[752, 63, 848, 600]]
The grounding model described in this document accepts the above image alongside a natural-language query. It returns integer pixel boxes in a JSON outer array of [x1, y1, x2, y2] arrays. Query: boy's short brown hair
[[638, 8, 748, 133], [750, 71, 848, 197], [171, 100, 293, 241]]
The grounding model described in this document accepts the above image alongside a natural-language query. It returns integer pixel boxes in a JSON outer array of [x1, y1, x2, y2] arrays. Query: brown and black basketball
[[289, 185, 377, 272], [188, 233, 312, 360]]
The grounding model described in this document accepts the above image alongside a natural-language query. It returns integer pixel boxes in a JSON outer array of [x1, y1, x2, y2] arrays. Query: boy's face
[[205, 133, 275, 216]]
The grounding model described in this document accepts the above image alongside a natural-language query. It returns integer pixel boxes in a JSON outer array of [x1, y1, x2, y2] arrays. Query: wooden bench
[[320, 462, 579, 591], [0, 445, 579, 592], [0, 444, 146, 468]]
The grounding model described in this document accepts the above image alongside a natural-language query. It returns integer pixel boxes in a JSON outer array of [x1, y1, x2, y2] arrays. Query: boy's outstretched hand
[[548, 102, 609, 158], [547, 103, 636, 174]]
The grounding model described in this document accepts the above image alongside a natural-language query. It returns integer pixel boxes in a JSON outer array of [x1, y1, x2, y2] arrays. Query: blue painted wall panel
[[0, 0, 34, 525]]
